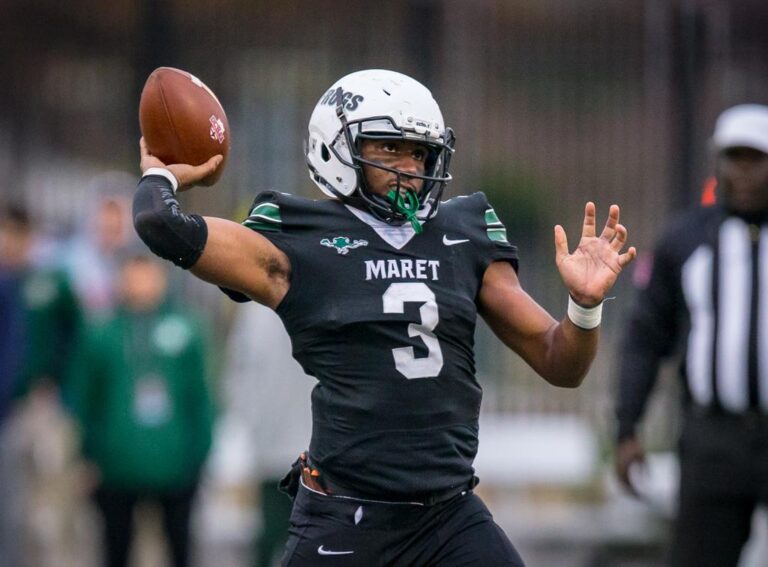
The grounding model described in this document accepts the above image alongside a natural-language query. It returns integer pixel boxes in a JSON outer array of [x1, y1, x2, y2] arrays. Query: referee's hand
[[615, 436, 646, 497]]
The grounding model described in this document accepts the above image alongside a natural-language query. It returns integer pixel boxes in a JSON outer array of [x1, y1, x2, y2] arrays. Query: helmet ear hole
[[320, 144, 331, 162]]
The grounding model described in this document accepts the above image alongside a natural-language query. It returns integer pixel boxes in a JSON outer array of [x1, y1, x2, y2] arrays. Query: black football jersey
[[227, 191, 518, 497]]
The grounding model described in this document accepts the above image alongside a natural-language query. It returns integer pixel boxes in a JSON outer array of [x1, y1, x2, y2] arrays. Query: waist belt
[[288, 452, 476, 506], [688, 405, 768, 421]]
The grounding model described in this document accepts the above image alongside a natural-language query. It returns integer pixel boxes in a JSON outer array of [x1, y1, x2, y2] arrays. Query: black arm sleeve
[[133, 175, 208, 269], [615, 240, 682, 442], [616, 331, 665, 441]]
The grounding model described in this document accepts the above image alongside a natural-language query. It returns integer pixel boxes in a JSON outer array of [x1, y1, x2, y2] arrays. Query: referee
[[615, 103, 768, 566]]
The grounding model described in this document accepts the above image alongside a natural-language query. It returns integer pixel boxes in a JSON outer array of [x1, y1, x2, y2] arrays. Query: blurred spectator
[[615, 104, 768, 566], [0, 204, 32, 567], [0, 203, 83, 567], [0, 204, 83, 398], [68, 250, 215, 567], [61, 172, 138, 318], [220, 302, 315, 567], [0, 205, 30, 422]]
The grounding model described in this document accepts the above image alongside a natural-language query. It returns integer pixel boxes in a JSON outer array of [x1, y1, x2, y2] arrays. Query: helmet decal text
[[320, 87, 365, 111]]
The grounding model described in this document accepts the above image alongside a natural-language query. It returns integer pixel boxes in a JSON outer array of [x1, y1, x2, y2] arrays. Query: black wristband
[[133, 175, 208, 269]]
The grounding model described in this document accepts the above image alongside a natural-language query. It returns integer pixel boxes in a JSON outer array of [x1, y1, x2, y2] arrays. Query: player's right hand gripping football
[[139, 137, 223, 191]]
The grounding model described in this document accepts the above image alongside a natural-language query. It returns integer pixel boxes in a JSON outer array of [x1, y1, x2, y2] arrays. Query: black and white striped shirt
[[616, 205, 768, 440]]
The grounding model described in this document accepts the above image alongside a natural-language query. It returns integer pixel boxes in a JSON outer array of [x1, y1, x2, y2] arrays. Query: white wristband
[[143, 167, 179, 194], [567, 296, 603, 330]]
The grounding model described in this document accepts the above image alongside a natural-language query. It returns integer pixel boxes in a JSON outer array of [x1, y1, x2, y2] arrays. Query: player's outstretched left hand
[[554, 202, 637, 306]]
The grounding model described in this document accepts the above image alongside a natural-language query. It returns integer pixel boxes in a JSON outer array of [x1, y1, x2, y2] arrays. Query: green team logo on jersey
[[485, 207, 509, 244], [321, 236, 369, 255]]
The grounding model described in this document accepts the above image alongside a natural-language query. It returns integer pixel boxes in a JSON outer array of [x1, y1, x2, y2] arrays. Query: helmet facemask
[[336, 113, 455, 233]]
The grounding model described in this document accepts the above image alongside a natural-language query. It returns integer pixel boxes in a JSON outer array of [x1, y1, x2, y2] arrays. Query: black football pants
[[281, 481, 525, 566], [671, 410, 768, 567]]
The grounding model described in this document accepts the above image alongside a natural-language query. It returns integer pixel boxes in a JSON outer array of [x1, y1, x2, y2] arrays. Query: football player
[[133, 69, 636, 566]]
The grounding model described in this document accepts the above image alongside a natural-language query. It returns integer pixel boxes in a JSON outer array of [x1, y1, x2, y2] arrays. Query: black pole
[[670, 0, 704, 211], [134, 0, 178, 141]]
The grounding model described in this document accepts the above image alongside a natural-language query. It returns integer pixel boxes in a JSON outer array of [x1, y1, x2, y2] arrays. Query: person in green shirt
[[68, 250, 215, 567]]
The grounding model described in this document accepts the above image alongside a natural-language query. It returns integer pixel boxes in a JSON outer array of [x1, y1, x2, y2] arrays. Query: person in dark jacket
[[615, 103, 768, 566]]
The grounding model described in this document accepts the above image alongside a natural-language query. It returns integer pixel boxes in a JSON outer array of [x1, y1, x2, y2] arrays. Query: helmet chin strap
[[386, 187, 423, 234]]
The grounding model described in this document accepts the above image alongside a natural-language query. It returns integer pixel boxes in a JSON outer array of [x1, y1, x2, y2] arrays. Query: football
[[139, 67, 230, 185]]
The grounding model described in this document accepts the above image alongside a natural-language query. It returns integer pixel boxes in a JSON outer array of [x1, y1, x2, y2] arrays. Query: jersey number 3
[[382, 282, 444, 379]]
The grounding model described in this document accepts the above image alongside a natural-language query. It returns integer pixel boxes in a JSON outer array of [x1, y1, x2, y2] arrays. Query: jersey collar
[[345, 205, 417, 250]]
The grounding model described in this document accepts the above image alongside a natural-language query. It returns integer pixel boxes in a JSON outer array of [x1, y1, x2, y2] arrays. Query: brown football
[[139, 67, 230, 185]]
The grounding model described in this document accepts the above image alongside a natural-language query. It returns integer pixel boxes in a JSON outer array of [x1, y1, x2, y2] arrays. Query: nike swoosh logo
[[317, 545, 355, 556], [443, 235, 470, 246]]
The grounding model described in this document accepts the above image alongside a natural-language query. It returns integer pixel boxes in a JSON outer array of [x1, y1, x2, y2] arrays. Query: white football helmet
[[306, 69, 455, 230]]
